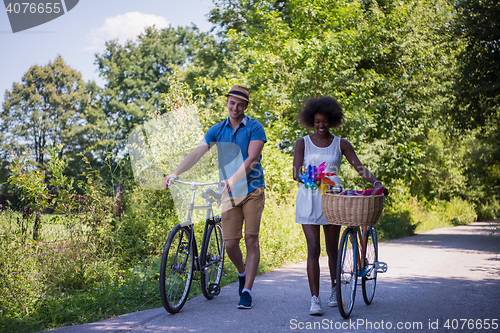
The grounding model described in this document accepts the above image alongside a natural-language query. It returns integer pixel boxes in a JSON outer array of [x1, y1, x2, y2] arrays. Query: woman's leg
[[302, 224, 321, 296], [323, 224, 341, 287]]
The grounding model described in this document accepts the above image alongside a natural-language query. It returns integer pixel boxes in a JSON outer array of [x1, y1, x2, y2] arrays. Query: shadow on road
[[385, 221, 500, 254], [360, 276, 500, 333]]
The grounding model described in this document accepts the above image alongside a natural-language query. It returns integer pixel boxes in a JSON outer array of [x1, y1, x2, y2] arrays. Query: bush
[[259, 189, 307, 271], [114, 186, 177, 264], [431, 197, 477, 226], [477, 197, 500, 221], [376, 181, 478, 240], [376, 182, 417, 240], [261, 143, 296, 203]]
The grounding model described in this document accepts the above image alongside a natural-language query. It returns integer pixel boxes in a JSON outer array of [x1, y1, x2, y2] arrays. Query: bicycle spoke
[[160, 226, 193, 313], [337, 228, 357, 319], [362, 227, 377, 305], [201, 222, 225, 299]]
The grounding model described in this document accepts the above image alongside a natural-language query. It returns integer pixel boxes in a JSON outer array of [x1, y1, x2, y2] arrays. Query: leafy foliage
[[1, 56, 89, 168], [453, 0, 500, 129], [8, 154, 50, 213], [449, 0, 500, 219], [261, 142, 296, 202], [204, 0, 461, 197], [94, 26, 218, 155]]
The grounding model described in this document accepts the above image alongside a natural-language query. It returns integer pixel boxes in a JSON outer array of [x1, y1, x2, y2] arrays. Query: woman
[[293, 97, 385, 315]]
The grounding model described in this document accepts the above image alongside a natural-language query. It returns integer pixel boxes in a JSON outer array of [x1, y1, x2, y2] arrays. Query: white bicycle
[[159, 177, 225, 314]]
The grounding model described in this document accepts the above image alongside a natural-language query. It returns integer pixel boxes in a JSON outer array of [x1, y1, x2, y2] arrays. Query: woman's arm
[[292, 138, 305, 183], [340, 138, 383, 188]]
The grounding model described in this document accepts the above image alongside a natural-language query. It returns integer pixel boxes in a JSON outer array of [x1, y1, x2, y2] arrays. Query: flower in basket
[[300, 162, 341, 194]]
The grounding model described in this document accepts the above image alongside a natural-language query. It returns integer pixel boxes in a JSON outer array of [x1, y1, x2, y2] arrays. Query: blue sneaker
[[238, 291, 253, 309], [238, 275, 245, 297]]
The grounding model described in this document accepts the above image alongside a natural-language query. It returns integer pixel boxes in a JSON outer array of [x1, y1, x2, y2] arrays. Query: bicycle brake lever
[[168, 175, 179, 186]]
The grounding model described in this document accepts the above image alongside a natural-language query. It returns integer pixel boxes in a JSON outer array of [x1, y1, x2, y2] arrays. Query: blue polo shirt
[[202, 116, 267, 196]]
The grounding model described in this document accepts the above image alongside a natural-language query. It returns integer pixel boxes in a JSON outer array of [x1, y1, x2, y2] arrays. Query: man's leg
[[240, 187, 265, 291], [221, 193, 248, 302], [242, 233, 260, 290], [236, 187, 265, 309], [225, 236, 256, 309], [221, 192, 245, 273], [225, 238, 245, 274]]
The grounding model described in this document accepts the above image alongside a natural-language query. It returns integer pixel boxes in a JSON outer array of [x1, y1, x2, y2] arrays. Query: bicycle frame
[[171, 180, 220, 227], [343, 225, 386, 279], [160, 178, 225, 313], [336, 227, 371, 277], [354, 226, 373, 278], [171, 179, 221, 271]]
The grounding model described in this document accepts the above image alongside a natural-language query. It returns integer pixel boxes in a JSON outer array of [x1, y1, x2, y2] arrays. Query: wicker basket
[[321, 192, 384, 226]]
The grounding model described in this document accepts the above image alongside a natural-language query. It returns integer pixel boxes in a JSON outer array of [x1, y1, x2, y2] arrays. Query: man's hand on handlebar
[[163, 175, 178, 190]]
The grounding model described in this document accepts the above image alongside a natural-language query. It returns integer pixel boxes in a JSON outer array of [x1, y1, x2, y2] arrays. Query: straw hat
[[225, 85, 250, 103]]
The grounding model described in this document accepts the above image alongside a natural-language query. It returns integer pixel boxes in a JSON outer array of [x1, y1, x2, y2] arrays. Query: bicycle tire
[[159, 224, 194, 314], [201, 220, 225, 299], [362, 227, 378, 305], [336, 227, 358, 319]]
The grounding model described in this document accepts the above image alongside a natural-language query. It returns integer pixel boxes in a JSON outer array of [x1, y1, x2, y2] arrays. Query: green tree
[[205, 0, 460, 195], [1, 56, 89, 171], [94, 26, 219, 154], [450, 0, 500, 218], [453, 0, 500, 129]]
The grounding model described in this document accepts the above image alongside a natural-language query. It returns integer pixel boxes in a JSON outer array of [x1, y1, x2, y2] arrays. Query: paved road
[[49, 221, 500, 332]]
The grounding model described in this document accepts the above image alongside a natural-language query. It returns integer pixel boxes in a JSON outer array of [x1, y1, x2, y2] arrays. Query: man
[[163, 85, 266, 309]]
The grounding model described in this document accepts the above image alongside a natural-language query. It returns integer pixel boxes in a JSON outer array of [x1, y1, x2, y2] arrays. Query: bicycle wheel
[[362, 227, 378, 305], [336, 227, 358, 319], [159, 224, 194, 314], [201, 220, 225, 299]]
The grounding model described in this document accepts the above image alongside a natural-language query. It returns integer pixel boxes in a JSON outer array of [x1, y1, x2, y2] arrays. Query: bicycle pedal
[[374, 261, 388, 273], [209, 283, 221, 296]]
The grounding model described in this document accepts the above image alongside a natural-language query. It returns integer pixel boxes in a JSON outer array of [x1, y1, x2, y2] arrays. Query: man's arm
[[163, 141, 210, 189], [224, 140, 265, 193]]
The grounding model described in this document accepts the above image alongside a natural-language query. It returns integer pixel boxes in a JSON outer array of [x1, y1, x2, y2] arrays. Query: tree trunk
[[114, 183, 124, 218], [33, 206, 41, 240]]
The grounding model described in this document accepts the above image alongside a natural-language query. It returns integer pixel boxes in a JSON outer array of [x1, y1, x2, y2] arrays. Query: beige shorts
[[221, 187, 265, 240]]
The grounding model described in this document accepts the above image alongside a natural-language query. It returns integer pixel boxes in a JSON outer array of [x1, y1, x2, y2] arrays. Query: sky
[[0, 0, 215, 102]]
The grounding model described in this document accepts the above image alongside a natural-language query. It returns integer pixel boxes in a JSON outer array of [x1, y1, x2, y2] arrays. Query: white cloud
[[86, 12, 170, 51]]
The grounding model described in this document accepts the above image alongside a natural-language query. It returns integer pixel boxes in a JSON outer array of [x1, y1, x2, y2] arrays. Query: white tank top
[[295, 135, 343, 225], [303, 135, 342, 174]]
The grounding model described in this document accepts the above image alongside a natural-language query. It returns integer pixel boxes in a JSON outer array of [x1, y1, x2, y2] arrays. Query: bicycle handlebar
[[167, 176, 219, 186], [202, 188, 222, 200], [168, 177, 223, 199]]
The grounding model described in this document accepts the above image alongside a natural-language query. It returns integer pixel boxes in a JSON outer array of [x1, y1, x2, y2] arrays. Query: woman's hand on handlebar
[[373, 180, 389, 196], [373, 181, 389, 196]]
